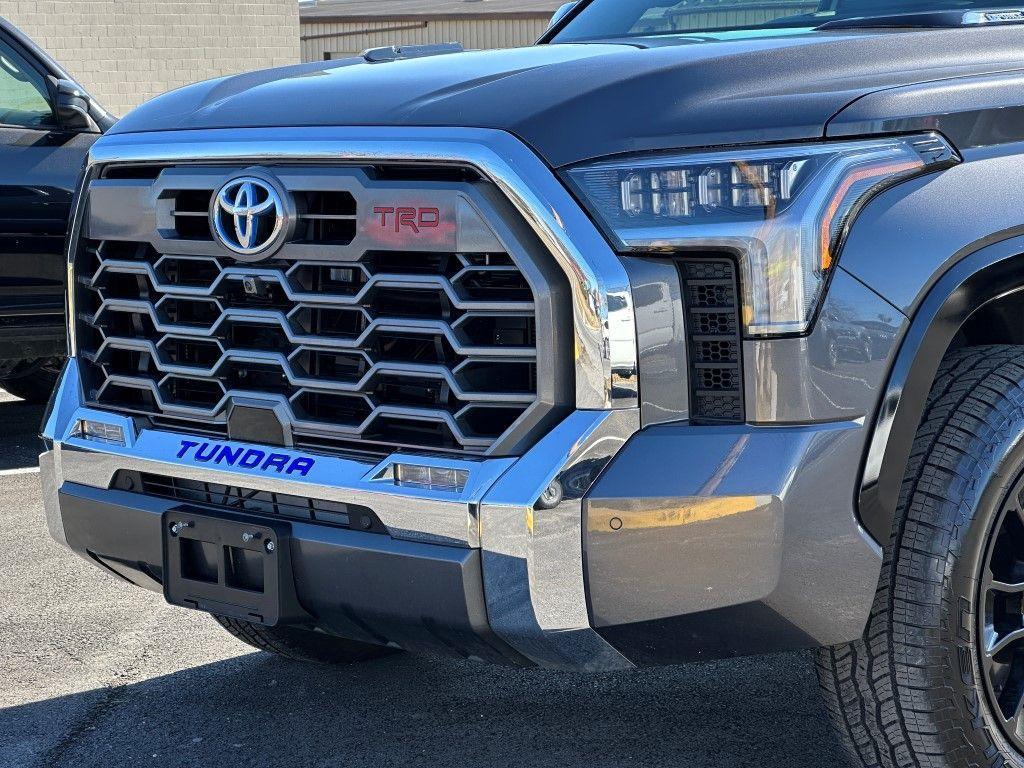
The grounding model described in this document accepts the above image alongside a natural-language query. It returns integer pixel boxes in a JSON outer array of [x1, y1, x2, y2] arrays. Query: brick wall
[[3, 1, 300, 117]]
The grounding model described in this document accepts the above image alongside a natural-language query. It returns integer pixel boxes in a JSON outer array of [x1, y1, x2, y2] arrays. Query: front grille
[[112, 470, 385, 532], [74, 163, 568, 456], [678, 258, 745, 424]]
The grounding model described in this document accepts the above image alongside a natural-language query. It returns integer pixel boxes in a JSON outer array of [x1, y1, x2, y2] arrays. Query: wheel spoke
[[977, 473, 1024, 751], [1009, 691, 1024, 728], [989, 655, 1012, 691], [990, 580, 1024, 594], [989, 627, 1024, 658]]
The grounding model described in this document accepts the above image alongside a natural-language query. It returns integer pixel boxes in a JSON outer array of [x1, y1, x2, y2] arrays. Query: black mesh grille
[[678, 258, 744, 424], [112, 470, 386, 532]]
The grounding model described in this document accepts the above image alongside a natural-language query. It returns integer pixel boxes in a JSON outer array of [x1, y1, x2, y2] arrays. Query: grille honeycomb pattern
[[692, 339, 737, 364], [74, 165, 551, 457], [678, 258, 744, 424], [693, 310, 737, 336], [687, 282, 735, 309], [694, 393, 744, 421], [698, 366, 737, 390]]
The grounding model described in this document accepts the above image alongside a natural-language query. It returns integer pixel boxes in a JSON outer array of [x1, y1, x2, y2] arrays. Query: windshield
[[551, 0, 1014, 40]]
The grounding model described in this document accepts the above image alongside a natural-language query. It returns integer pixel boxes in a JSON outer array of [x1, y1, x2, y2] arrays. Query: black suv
[[37, 2, 1024, 766], [0, 18, 112, 401]]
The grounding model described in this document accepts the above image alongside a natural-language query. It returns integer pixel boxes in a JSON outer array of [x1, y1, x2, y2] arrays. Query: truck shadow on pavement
[[0, 398, 46, 471], [6, 645, 847, 768]]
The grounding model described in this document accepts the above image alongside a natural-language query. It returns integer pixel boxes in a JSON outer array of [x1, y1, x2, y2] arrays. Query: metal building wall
[[301, 17, 552, 61]]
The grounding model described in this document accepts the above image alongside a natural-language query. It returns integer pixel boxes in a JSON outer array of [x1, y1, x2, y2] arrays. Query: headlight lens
[[565, 134, 958, 336]]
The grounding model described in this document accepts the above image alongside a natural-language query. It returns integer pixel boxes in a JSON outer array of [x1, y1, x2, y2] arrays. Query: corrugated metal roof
[[301, 0, 564, 22]]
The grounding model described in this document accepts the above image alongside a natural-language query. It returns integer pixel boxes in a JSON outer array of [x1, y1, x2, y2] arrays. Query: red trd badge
[[364, 202, 456, 249]]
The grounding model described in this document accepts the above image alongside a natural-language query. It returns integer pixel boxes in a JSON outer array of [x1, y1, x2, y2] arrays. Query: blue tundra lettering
[[175, 440, 315, 477]]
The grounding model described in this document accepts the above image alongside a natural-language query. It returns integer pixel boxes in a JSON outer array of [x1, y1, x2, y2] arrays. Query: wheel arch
[[858, 233, 1024, 543]]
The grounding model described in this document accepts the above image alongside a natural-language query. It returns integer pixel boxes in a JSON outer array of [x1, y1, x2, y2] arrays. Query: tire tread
[[816, 345, 1024, 768]]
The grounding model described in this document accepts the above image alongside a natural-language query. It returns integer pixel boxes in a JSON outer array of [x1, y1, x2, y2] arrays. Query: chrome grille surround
[[74, 161, 574, 457], [70, 128, 639, 410]]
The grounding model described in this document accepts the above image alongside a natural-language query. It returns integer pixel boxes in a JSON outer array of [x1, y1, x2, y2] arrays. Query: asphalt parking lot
[[0, 391, 848, 768]]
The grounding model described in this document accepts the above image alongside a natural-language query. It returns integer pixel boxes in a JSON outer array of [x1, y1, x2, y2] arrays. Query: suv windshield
[[552, 0, 1014, 40]]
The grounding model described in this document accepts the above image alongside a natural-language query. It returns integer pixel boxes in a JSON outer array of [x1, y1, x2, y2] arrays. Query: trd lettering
[[373, 206, 441, 234]]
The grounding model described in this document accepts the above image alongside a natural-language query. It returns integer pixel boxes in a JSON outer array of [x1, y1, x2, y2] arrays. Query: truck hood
[[110, 26, 1024, 167]]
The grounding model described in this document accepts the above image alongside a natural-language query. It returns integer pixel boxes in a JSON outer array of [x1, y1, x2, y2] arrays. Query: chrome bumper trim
[[83, 127, 638, 410], [480, 408, 639, 670], [45, 361, 507, 549]]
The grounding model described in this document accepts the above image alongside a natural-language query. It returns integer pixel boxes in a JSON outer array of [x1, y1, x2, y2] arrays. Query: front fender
[[839, 143, 1024, 543], [856, 235, 1024, 543]]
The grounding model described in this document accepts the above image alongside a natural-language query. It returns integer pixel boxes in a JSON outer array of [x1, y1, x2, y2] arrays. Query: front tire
[[817, 345, 1024, 768], [214, 616, 400, 665], [0, 358, 62, 403]]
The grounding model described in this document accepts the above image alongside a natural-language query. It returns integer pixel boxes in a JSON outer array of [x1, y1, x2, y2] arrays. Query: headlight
[[564, 134, 958, 336]]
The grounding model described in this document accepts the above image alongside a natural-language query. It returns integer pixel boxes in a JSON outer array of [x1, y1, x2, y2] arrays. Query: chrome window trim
[[80, 126, 639, 410]]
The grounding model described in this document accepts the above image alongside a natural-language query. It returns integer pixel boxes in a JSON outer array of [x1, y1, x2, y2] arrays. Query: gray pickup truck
[[38, 1, 1024, 765]]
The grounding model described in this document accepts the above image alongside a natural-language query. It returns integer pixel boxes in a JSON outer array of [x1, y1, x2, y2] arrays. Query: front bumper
[[42, 359, 882, 670], [48, 474, 521, 664]]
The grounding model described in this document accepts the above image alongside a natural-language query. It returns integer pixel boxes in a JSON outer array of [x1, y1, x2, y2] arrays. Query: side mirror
[[50, 78, 100, 133], [548, 2, 579, 32]]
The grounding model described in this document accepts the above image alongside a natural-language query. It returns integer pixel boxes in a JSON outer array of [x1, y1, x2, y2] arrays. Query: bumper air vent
[[677, 258, 745, 424], [112, 470, 386, 532]]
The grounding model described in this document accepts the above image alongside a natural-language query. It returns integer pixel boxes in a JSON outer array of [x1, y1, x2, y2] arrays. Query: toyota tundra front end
[[40, 4, 1024, 766]]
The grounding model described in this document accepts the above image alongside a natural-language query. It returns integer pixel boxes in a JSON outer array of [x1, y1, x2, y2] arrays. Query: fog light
[[394, 464, 468, 492], [74, 419, 126, 445]]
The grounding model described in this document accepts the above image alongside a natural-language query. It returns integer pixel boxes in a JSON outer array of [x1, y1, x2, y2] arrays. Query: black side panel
[[858, 234, 1024, 543], [0, 129, 94, 359], [0, 25, 102, 362]]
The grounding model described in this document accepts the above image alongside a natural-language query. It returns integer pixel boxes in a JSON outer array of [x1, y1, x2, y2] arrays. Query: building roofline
[[301, 12, 555, 23]]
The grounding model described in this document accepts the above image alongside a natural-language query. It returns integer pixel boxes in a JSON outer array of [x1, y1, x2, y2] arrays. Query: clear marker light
[[74, 419, 126, 445], [394, 463, 469, 493], [565, 134, 958, 336]]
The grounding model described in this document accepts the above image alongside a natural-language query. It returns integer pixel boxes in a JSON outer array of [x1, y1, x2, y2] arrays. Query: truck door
[[0, 29, 99, 364]]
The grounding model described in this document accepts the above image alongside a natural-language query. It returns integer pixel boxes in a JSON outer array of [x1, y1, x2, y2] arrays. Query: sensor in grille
[[678, 258, 744, 424]]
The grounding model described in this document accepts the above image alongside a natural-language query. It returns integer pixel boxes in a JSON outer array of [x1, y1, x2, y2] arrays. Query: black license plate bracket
[[162, 508, 298, 626]]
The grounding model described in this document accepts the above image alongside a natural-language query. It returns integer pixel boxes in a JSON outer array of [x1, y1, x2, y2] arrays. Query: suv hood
[[111, 26, 1024, 167]]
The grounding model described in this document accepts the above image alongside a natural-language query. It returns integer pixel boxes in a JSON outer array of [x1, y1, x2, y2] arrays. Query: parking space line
[[0, 466, 40, 476]]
